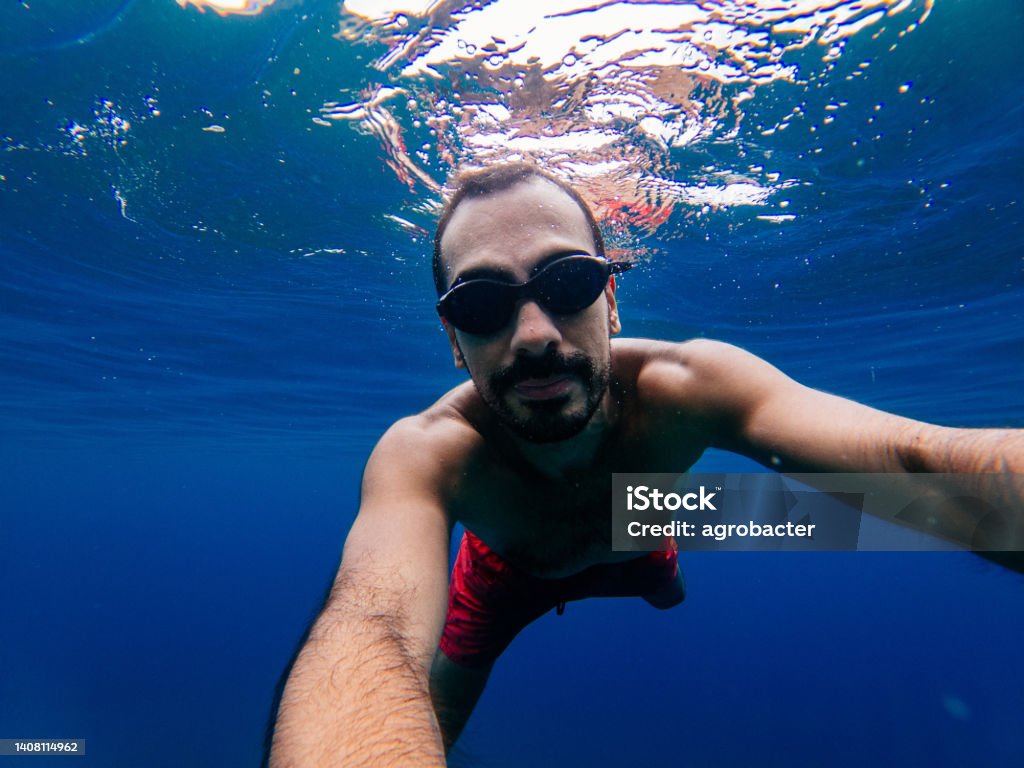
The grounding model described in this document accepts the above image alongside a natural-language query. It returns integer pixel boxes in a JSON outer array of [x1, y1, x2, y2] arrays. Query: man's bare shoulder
[[614, 337, 768, 393], [611, 337, 788, 430], [365, 382, 487, 495]]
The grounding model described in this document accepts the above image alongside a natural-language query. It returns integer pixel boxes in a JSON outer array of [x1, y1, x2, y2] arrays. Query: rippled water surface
[[1, 1, 1022, 766]]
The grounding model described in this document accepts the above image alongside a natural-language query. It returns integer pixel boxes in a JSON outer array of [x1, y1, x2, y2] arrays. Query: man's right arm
[[270, 420, 454, 768]]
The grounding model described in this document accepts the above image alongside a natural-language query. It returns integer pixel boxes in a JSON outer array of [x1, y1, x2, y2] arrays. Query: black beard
[[477, 349, 610, 443]]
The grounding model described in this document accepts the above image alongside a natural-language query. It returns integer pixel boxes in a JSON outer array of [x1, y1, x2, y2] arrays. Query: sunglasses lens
[[441, 281, 516, 335], [535, 258, 609, 314]]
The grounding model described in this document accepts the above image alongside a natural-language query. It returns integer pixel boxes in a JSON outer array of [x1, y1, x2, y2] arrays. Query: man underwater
[[270, 163, 1023, 767]]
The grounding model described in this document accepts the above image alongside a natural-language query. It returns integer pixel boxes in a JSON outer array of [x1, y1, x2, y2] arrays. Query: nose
[[509, 299, 562, 357]]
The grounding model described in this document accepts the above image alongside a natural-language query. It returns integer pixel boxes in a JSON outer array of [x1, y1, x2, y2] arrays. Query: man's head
[[434, 163, 621, 443], [433, 163, 606, 296]]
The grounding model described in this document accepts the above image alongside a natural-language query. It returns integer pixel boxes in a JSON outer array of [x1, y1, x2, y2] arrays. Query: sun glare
[[175, 0, 277, 16]]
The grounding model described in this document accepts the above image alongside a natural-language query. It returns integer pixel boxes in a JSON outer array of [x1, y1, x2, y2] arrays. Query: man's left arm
[[642, 339, 1024, 549]]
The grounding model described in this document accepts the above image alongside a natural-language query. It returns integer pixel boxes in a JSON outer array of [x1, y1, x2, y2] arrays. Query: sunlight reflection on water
[[327, 0, 933, 241]]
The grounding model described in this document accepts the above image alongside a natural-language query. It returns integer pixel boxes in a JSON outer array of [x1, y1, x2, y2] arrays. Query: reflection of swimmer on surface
[[269, 163, 1024, 767]]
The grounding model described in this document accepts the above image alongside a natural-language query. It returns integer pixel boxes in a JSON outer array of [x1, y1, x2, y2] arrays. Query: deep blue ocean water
[[1, 1, 1022, 766]]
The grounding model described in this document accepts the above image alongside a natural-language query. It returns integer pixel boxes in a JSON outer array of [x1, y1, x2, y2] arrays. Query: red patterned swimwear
[[439, 531, 680, 668]]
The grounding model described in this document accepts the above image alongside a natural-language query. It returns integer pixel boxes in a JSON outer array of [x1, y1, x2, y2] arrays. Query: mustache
[[491, 350, 593, 390]]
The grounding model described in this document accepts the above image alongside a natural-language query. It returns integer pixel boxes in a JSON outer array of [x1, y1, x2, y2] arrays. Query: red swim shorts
[[439, 531, 679, 668]]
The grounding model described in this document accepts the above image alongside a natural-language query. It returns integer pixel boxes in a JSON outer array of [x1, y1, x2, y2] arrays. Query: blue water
[[1, 1, 1022, 766]]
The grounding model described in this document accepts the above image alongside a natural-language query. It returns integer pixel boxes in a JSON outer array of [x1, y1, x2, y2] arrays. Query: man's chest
[[451, 470, 616, 577], [448, 431, 702, 577]]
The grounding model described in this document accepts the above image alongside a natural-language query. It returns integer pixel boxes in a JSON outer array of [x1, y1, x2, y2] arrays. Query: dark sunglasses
[[437, 252, 631, 335]]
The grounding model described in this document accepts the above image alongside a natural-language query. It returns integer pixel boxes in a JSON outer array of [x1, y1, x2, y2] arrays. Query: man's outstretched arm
[[270, 422, 452, 768], [642, 339, 1024, 549]]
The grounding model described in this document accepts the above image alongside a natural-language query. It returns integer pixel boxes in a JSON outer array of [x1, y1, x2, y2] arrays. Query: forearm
[[270, 595, 446, 768], [894, 425, 1024, 550], [898, 425, 1024, 474]]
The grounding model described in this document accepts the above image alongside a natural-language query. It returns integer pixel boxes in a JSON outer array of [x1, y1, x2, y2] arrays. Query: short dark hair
[[432, 163, 606, 295]]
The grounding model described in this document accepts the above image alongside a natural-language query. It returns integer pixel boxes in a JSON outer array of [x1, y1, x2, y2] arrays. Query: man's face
[[438, 177, 621, 442]]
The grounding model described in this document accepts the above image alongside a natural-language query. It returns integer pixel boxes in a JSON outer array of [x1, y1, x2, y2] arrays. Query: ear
[[605, 275, 621, 336], [442, 318, 467, 369]]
